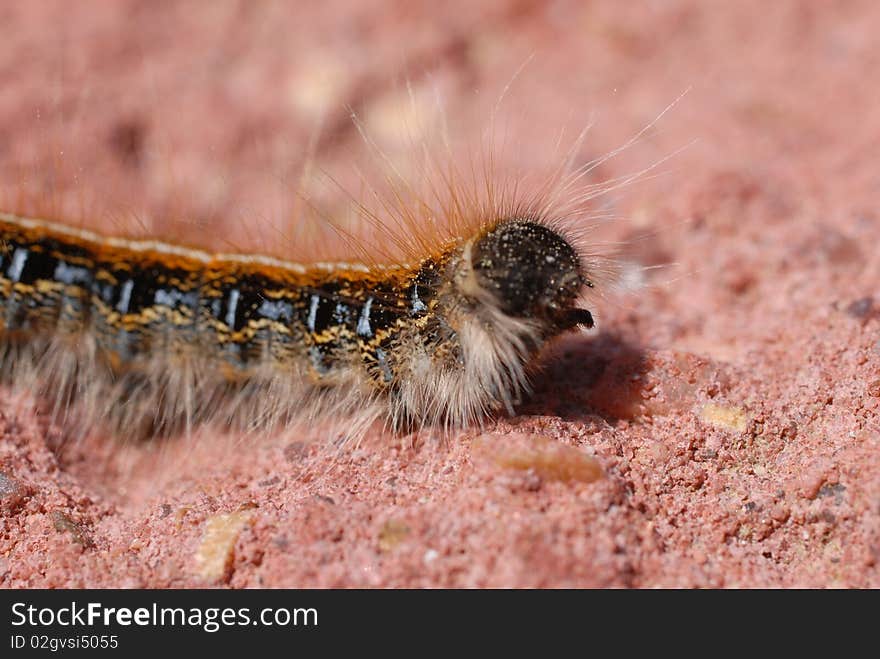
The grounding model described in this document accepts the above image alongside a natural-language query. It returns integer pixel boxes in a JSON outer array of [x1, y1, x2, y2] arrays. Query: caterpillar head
[[470, 219, 594, 333]]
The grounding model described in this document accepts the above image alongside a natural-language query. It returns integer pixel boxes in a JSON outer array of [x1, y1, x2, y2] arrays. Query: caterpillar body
[[0, 209, 597, 439]]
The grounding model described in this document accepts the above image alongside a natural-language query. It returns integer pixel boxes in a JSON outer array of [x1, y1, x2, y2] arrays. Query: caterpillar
[[0, 205, 603, 441], [0, 93, 671, 442]]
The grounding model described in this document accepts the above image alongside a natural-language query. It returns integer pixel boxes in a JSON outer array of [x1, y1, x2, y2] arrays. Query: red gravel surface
[[0, 1, 878, 588]]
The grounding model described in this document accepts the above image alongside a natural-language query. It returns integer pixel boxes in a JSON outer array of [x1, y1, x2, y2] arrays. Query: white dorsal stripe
[[0, 213, 405, 275]]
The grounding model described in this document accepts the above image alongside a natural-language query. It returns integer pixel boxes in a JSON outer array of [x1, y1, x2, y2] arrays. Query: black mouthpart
[[562, 308, 594, 330]]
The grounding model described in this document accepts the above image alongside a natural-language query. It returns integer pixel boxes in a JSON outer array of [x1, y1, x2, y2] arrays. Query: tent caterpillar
[[0, 205, 598, 439], [0, 92, 673, 442]]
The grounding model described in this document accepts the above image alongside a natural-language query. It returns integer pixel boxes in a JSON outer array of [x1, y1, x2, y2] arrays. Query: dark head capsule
[[471, 219, 593, 330]]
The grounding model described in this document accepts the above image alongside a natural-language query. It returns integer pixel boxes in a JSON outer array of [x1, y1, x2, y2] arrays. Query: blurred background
[[2, 1, 874, 236]]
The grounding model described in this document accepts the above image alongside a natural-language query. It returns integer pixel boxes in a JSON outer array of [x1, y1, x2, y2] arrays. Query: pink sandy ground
[[0, 0, 878, 587]]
